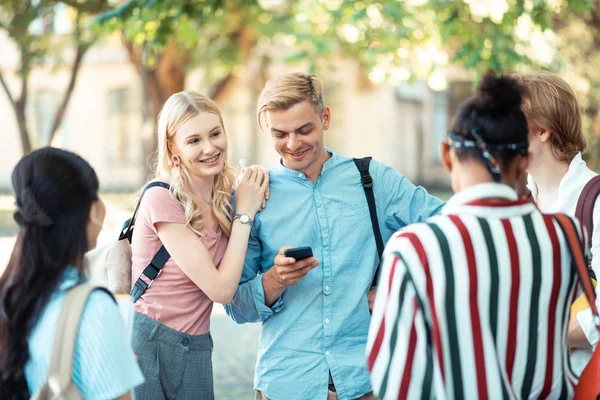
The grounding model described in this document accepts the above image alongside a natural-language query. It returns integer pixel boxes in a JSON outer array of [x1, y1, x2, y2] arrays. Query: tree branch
[[47, 14, 93, 145], [0, 70, 16, 107], [209, 25, 256, 103]]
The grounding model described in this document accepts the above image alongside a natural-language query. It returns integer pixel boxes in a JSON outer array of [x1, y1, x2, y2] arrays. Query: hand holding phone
[[284, 246, 313, 261]]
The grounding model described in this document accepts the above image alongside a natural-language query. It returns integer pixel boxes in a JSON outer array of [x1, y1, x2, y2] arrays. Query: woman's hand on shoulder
[[235, 166, 269, 218], [236, 160, 270, 210]]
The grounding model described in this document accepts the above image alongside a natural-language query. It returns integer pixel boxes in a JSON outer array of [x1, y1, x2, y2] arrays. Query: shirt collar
[[273, 148, 339, 179], [527, 152, 585, 201], [57, 266, 86, 291], [442, 183, 535, 217]]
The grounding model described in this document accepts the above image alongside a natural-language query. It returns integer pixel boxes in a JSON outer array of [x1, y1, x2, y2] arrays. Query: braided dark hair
[[0, 147, 99, 398]]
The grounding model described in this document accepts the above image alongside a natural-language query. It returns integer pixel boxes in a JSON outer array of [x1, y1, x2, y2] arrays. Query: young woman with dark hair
[[367, 71, 587, 399], [0, 147, 143, 399]]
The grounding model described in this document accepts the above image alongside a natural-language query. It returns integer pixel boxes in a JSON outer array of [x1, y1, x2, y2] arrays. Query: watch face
[[240, 215, 250, 223]]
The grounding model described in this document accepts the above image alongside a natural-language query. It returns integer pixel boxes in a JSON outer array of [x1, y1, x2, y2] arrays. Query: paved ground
[[211, 312, 261, 399]]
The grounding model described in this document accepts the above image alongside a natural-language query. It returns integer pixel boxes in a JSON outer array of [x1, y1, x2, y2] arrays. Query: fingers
[[278, 246, 295, 256], [241, 167, 253, 182], [260, 170, 269, 190], [277, 259, 319, 284]]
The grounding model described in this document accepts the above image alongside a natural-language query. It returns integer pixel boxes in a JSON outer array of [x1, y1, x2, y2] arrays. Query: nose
[[203, 141, 215, 154], [286, 134, 301, 152]]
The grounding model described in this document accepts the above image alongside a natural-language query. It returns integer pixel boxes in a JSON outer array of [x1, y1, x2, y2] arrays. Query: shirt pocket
[[336, 202, 369, 216]]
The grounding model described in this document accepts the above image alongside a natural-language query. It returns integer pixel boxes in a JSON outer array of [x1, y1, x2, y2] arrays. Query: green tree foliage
[[96, 0, 592, 84]]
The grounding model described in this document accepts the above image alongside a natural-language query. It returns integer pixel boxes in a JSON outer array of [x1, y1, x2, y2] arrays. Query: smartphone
[[284, 246, 313, 261]]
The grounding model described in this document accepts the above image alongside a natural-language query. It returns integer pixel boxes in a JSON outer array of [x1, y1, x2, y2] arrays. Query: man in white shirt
[[516, 71, 600, 373]]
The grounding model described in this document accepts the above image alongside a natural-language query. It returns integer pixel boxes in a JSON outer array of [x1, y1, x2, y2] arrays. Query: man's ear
[[322, 107, 331, 130], [440, 141, 452, 173], [536, 128, 551, 143]]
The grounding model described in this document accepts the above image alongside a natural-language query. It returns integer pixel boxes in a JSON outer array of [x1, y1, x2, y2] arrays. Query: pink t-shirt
[[131, 186, 228, 335]]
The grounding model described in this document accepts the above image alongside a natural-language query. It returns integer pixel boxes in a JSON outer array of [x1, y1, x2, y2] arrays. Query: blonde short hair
[[515, 71, 585, 162], [154, 91, 234, 236], [257, 73, 324, 130]]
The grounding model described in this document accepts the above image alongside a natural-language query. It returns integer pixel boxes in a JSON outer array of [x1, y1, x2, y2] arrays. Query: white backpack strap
[[45, 284, 113, 396]]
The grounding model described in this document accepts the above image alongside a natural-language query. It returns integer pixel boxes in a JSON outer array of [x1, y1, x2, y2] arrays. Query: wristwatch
[[233, 213, 253, 227]]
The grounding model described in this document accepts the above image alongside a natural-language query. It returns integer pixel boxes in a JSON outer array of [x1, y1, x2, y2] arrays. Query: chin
[[196, 165, 223, 179]]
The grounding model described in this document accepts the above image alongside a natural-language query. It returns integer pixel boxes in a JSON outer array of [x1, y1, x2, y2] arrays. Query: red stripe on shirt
[[398, 231, 446, 382], [367, 257, 399, 371], [539, 215, 562, 398], [503, 219, 520, 383], [465, 198, 532, 207], [398, 300, 419, 400], [449, 215, 488, 400]]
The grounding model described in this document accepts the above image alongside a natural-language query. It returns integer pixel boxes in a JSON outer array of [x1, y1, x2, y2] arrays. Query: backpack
[[575, 175, 600, 267], [31, 285, 114, 400], [353, 157, 384, 287], [569, 175, 600, 317], [86, 181, 171, 301]]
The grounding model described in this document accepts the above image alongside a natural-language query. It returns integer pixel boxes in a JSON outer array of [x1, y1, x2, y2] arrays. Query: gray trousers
[[132, 312, 214, 400]]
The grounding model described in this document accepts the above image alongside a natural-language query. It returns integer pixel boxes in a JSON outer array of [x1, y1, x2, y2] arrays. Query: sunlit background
[[1, 0, 600, 397]]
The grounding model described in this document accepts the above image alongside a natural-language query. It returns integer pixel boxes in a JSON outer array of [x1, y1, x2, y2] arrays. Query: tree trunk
[[15, 101, 31, 155], [125, 39, 188, 180], [0, 69, 32, 154], [47, 42, 90, 146]]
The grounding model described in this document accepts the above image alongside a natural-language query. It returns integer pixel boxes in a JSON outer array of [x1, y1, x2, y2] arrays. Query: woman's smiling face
[[171, 112, 228, 180]]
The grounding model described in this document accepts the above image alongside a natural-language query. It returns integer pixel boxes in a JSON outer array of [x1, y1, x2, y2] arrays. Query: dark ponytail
[[0, 147, 99, 399]]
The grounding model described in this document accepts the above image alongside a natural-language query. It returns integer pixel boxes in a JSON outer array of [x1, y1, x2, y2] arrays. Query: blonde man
[[517, 71, 600, 373], [224, 73, 444, 399]]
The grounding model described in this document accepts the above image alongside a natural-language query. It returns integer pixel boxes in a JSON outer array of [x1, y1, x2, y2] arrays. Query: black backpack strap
[[353, 157, 384, 286], [131, 245, 170, 302], [126, 181, 172, 303], [120, 181, 171, 242], [575, 175, 600, 281]]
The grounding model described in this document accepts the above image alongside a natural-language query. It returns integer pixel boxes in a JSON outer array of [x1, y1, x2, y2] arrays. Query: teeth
[[201, 155, 219, 163]]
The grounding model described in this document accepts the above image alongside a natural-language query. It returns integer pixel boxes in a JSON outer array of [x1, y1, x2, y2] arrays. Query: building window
[[27, 90, 61, 148], [322, 82, 344, 150], [106, 88, 136, 165], [431, 90, 449, 163]]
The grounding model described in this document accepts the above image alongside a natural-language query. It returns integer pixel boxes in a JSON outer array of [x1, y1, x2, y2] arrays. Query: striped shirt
[[25, 267, 144, 399], [367, 183, 587, 400]]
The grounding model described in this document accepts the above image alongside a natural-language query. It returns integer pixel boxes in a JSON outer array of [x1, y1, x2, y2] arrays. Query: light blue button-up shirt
[[225, 150, 444, 400], [25, 268, 144, 399]]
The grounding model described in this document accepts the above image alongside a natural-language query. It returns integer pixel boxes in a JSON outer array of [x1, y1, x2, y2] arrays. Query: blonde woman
[[131, 91, 268, 400]]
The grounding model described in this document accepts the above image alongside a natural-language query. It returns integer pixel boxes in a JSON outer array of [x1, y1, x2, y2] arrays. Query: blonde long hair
[[154, 91, 234, 236]]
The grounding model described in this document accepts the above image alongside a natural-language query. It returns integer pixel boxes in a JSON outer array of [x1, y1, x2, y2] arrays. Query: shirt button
[[325, 318, 330, 324], [325, 351, 330, 356], [323, 285, 331, 295], [298, 172, 304, 178], [181, 338, 190, 346]]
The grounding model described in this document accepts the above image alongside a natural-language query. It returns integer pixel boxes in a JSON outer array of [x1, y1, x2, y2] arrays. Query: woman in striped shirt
[[367, 72, 587, 399]]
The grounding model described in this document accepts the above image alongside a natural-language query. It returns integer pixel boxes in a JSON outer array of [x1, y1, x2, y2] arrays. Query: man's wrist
[[263, 269, 286, 306], [263, 268, 285, 291]]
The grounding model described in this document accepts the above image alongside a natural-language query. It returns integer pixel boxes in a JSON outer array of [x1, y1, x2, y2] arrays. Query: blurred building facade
[[0, 32, 470, 193]]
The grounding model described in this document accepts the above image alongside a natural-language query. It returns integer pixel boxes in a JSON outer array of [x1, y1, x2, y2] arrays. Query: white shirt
[[528, 152, 600, 374]]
